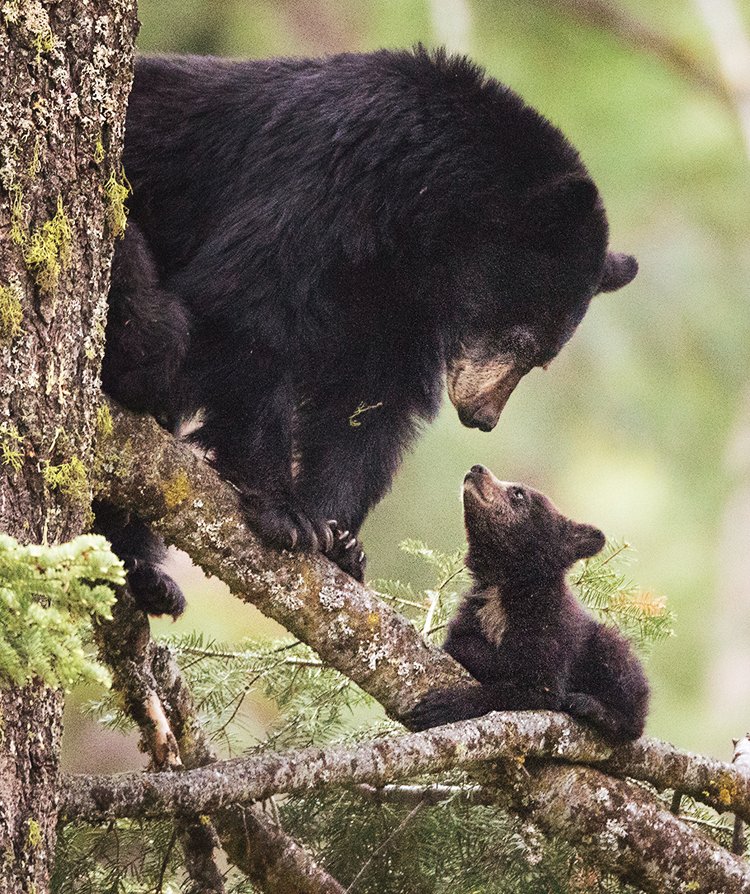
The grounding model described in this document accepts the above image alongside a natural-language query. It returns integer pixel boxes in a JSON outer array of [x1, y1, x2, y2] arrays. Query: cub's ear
[[568, 522, 606, 561], [520, 174, 599, 243], [599, 251, 638, 293]]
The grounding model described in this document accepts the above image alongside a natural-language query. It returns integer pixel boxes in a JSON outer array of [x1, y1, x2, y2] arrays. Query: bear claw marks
[[241, 498, 367, 582]]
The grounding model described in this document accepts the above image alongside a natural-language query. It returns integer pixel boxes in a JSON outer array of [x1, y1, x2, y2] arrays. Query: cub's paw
[[242, 495, 325, 553], [561, 692, 640, 743], [324, 521, 366, 582], [127, 564, 186, 619], [406, 686, 481, 731]]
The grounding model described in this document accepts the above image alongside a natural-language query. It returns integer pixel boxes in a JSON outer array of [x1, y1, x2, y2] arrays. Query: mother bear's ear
[[599, 251, 638, 293]]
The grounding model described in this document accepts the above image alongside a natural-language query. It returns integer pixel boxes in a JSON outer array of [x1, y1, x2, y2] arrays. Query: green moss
[[96, 403, 113, 440], [22, 196, 72, 293], [0, 423, 24, 473], [93, 135, 105, 165], [9, 184, 26, 247], [31, 26, 54, 61], [42, 457, 88, 502], [0, 282, 23, 344], [163, 470, 191, 509], [105, 168, 130, 238], [27, 136, 43, 178], [26, 819, 41, 849]]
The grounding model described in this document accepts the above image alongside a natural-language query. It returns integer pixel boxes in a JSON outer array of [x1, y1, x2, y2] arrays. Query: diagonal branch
[[537, 0, 731, 103], [92, 402, 750, 891], [96, 400, 467, 717]]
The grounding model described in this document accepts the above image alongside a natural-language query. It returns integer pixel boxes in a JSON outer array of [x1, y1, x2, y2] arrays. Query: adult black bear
[[100, 47, 638, 616], [408, 465, 649, 742]]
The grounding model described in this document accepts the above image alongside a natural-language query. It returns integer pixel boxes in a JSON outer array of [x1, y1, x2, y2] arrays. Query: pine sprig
[[571, 541, 675, 654], [0, 534, 122, 689]]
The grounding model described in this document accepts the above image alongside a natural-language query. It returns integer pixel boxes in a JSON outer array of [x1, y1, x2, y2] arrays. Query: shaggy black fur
[[99, 47, 638, 615], [409, 466, 649, 742]]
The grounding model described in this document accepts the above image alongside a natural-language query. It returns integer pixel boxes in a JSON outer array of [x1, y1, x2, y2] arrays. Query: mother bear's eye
[[511, 487, 526, 502]]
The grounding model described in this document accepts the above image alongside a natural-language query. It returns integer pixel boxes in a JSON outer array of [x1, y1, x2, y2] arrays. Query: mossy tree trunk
[[0, 3, 137, 891]]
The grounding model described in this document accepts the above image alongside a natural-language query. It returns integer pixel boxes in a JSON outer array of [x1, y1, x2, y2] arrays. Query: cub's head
[[462, 465, 605, 587], [446, 174, 637, 431]]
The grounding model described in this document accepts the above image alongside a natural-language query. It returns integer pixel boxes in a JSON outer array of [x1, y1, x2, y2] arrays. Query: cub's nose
[[465, 464, 487, 481]]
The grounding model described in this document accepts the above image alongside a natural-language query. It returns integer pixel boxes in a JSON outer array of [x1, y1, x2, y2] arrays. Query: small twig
[[344, 802, 424, 893]]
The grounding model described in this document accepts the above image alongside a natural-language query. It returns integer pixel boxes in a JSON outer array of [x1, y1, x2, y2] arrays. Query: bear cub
[[409, 465, 649, 742]]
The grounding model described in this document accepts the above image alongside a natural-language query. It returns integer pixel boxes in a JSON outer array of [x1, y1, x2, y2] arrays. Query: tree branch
[[61, 713, 750, 893], [61, 710, 750, 826], [96, 583, 346, 893], [537, 0, 731, 104], [92, 402, 750, 891]]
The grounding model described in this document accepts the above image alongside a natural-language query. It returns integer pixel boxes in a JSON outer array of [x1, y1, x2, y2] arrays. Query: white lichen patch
[[397, 661, 426, 677], [599, 817, 627, 853], [594, 786, 611, 804], [319, 583, 345, 612], [259, 570, 302, 611], [359, 641, 388, 671]]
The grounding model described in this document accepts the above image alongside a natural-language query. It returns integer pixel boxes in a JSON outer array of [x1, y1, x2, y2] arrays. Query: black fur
[[408, 466, 649, 742], [100, 48, 637, 614]]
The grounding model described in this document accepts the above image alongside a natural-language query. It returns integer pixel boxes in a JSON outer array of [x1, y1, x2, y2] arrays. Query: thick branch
[[60, 711, 750, 826], [97, 401, 467, 717], [60, 712, 750, 892], [95, 404, 750, 891], [492, 761, 750, 894], [59, 712, 612, 821]]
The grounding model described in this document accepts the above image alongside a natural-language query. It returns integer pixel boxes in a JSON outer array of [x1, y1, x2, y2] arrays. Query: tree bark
[[0, 2, 137, 890]]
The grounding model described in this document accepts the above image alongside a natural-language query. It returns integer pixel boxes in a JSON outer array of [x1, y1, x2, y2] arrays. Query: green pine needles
[[0, 534, 123, 690]]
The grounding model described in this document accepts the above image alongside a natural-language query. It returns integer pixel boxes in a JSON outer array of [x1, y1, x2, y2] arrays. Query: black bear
[[408, 465, 649, 742], [100, 47, 638, 615]]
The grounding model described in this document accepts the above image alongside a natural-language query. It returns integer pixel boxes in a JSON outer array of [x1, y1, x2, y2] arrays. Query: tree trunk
[[0, 2, 137, 890]]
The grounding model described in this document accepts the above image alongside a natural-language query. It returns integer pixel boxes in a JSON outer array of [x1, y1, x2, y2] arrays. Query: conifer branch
[[95, 582, 346, 894]]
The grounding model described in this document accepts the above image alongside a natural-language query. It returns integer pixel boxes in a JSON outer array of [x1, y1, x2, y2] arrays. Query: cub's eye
[[510, 487, 526, 502]]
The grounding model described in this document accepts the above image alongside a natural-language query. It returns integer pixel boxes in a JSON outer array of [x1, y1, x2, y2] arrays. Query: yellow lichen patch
[[17, 196, 72, 293], [367, 611, 380, 628], [26, 818, 41, 849], [96, 403, 113, 440], [42, 457, 89, 502], [93, 135, 105, 165], [163, 470, 191, 509], [105, 168, 130, 238], [0, 423, 25, 473], [0, 281, 23, 344]]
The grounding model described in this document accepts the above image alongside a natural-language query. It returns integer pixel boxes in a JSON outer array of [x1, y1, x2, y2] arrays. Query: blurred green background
[[64, 0, 750, 769]]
